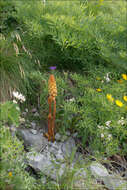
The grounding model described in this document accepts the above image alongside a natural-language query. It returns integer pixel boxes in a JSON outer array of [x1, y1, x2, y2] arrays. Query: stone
[[90, 162, 109, 179], [61, 137, 76, 158], [61, 135, 68, 142], [48, 141, 64, 161], [103, 175, 127, 190], [55, 133, 61, 141], [31, 108, 37, 113], [22, 112, 27, 116], [31, 122, 36, 128], [30, 129, 38, 135], [66, 131, 71, 136], [72, 132, 78, 138], [74, 168, 87, 179], [17, 129, 48, 152], [73, 168, 87, 190], [90, 162, 127, 190], [34, 112, 39, 117], [27, 151, 66, 180]]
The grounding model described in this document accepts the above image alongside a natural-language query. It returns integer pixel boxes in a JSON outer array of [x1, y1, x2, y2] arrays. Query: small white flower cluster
[[66, 97, 75, 102], [12, 91, 26, 103], [117, 117, 126, 125], [100, 133, 112, 140], [98, 120, 112, 141], [104, 72, 111, 83]]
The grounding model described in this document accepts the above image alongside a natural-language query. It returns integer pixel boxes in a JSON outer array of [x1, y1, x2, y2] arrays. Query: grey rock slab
[[34, 112, 39, 117], [90, 162, 109, 179], [55, 133, 61, 141], [30, 129, 38, 135], [31, 122, 36, 128], [72, 179, 88, 190], [48, 141, 64, 161], [73, 169, 88, 190], [74, 168, 87, 179], [31, 108, 37, 113], [61, 137, 76, 158], [17, 129, 48, 152], [27, 151, 66, 180], [103, 175, 127, 190], [66, 131, 71, 136], [72, 132, 78, 138], [61, 135, 68, 142]]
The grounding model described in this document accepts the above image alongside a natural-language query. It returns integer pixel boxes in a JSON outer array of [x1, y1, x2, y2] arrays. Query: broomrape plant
[[45, 66, 57, 142]]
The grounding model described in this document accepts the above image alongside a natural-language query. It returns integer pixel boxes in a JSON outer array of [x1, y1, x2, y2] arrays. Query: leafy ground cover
[[0, 0, 127, 189]]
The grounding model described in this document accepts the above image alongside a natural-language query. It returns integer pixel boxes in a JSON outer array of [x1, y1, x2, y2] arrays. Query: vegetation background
[[0, 0, 127, 189]]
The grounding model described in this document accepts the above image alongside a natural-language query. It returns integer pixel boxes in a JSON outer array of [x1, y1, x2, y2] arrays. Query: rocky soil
[[10, 108, 127, 190]]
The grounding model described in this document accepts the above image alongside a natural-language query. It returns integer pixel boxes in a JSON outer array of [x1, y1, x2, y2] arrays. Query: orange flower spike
[[47, 67, 57, 142], [48, 74, 57, 98]]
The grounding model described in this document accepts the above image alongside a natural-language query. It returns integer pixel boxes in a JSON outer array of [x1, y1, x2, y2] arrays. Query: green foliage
[[40, 68, 127, 157], [15, 0, 127, 71], [0, 101, 20, 126]]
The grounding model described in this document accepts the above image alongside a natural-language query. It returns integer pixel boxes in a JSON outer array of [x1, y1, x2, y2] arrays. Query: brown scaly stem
[[51, 98, 56, 142], [45, 74, 57, 142]]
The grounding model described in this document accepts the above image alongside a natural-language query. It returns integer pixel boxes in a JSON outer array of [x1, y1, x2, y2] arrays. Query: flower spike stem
[[46, 74, 57, 142]]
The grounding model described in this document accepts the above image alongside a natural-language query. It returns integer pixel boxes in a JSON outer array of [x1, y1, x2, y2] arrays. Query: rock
[[73, 168, 87, 189], [31, 122, 36, 128], [55, 133, 61, 141], [31, 108, 37, 113], [61, 137, 76, 158], [34, 112, 39, 117], [61, 135, 68, 142], [17, 129, 48, 152], [73, 178, 87, 189], [103, 175, 127, 190], [74, 168, 87, 179], [72, 132, 78, 138], [27, 151, 66, 180], [90, 162, 109, 179], [49, 141, 64, 161], [90, 162, 127, 190], [30, 129, 38, 135], [66, 131, 71, 136], [22, 112, 27, 116]]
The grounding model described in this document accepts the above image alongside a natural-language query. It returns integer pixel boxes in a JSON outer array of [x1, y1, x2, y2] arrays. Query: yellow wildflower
[[117, 79, 123, 84], [106, 94, 114, 102], [96, 77, 101, 80], [99, 0, 104, 4], [8, 172, 12, 177], [96, 88, 102, 92], [115, 100, 123, 107], [122, 74, 127, 80], [123, 96, 127, 102]]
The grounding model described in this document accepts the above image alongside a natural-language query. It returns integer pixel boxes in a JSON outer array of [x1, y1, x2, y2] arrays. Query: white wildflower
[[12, 91, 25, 103], [66, 98, 75, 102], [19, 117, 25, 123], [104, 73, 111, 82], [98, 125, 104, 129], [13, 91, 19, 99], [118, 118, 125, 125], [101, 133, 104, 138], [25, 108, 28, 112], [105, 121, 111, 127], [107, 134, 112, 140], [16, 106, 20, 111], [13, 100, 17, 104]]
